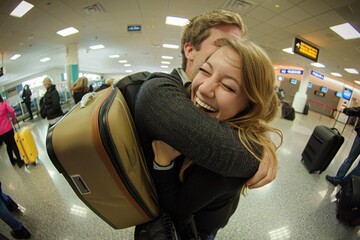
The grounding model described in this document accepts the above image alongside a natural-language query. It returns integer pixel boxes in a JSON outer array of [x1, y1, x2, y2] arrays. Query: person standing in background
[[0, 180, 31, 239], [42, 77, 63, 128], [95, 78, 114, 92], [0, 95, 24, 168], [326, 107, 360, 186], [71, 76, 93, 104], [21, 85, 33, 120]]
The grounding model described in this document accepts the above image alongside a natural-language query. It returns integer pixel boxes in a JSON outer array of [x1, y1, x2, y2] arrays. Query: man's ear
[[184, 43, 195, 61]]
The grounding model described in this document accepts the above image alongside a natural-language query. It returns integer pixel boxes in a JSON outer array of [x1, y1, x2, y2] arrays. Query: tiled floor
[[0, 109, 359, 240]]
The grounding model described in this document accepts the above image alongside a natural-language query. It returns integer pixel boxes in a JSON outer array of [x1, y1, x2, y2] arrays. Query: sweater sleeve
[[135, 73, 259, 178], [5, 102, 16, 120]]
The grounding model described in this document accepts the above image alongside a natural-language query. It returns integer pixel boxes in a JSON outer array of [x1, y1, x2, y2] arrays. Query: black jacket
[[343, 107, 360, 134], [135, 69, 259, 177], [43, 85, 63, 120], [22, 88, 32, 103]]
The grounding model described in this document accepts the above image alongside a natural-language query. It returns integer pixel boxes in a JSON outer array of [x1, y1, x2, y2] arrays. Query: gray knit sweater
[[135, 69, 259, 178]]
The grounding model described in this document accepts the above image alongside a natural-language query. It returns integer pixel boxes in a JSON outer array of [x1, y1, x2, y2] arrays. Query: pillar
[[292, 67, 310, 113], [66, 43, 79, 91]]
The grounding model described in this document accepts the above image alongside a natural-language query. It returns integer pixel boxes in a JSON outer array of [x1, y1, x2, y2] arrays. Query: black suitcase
[[301, 125, 344, 173], [281, 101, 295, 120], [336, 175, 360, 226]]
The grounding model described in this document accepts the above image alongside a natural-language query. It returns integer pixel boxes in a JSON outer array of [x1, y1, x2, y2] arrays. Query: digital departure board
[[293, 37, 319, 62]]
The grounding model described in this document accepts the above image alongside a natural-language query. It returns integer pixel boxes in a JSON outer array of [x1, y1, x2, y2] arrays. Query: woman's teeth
[[195, 97, 216, 112]]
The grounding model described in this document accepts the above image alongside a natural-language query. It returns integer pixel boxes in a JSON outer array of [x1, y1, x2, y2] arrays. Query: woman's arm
[[5, 102, 16, 122], [135, 72, 259, 178]]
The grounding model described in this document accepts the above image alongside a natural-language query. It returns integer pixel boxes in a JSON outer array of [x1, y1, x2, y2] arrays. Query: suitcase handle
[[330, 127, 341, 135], [12, 119, 21, 132], [80, 92, 96, 108]]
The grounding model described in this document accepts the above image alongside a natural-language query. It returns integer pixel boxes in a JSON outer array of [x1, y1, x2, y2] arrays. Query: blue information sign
[[311, 70, 324, 79], [280, 69, 303, 75], [127, 25, 142, 31]]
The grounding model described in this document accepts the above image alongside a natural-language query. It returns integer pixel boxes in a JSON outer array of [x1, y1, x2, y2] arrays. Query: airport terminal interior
[[0, 108, 360, 240], [1, 0, 360, 239]]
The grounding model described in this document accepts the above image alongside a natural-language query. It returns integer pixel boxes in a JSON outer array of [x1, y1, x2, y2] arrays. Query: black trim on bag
[[98, 87, 156, 219]]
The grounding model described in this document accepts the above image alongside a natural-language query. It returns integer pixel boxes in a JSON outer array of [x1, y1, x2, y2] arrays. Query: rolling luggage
[[46, 87, 159, 229], [336, 175, 360, 226], [281, 101, 295, 120], [301, 125, 344, 173], [14, 126, 38, 165]]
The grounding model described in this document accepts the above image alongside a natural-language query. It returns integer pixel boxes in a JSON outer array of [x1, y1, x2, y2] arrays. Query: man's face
[[185, 24, 242, 78]]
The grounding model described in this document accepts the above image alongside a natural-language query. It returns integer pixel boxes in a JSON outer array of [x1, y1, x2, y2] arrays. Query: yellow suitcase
[[14, 127, 38, 165]]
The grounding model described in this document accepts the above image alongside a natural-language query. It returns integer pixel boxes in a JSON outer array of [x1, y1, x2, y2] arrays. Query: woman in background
[[42, 77, 63, 128], [21, 85, 33, 120], [71, 77, 93, 104], [0, 95, 24, 168]]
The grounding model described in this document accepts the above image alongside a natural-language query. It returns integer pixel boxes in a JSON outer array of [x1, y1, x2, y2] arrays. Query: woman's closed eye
[[220, 82, 236, 93], [199, 67, 211, 76]]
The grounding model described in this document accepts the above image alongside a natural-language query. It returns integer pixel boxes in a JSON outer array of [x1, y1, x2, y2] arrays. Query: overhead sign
[[280, 68, 303, 75], [127, 25, 142, 32], [293, 37, 319, 62], [311, 70, 324, 80]]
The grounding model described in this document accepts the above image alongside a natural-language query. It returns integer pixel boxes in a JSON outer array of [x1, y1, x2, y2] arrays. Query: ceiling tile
[[298, 0, 331, 15]]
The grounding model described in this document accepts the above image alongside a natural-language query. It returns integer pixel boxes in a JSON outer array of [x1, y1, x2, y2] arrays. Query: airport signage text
[[127, 25, 142, 32], [280, 68, 303, 75], [311, 70, 324, 80], [293, 37, 319, 62]]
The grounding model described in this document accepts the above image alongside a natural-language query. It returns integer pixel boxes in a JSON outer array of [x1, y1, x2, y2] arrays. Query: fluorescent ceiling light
[[118, 60, 127, 63], [354, 80, 360, 85], [10, 1, 34, 18], [109, 55, 120, 58], [166, 16, 189, 26], [125, 70, 133, 73], [161, 61, 170, 64], [10, 54, 21, 60], [161, 65, 169, 68], [124, 64, 131, 67], [330, 72, 342, 77], [311, 62, 325, 68], [161, 56, 174, 60], [56, 27, 79, 37], [40, 57, 51, 62], [344, 68, 359, 74], [89, 44, 105, 50], [162, 44, 179, 49], [282, 48, 294, 54], [330, 23, 360, 40]]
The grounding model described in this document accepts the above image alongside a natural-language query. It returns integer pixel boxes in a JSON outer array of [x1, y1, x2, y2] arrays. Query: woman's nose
[[198, 77, 217, 98]]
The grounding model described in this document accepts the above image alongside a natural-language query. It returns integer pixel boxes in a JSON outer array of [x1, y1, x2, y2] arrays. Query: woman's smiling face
[[191, 46, 249, 121]]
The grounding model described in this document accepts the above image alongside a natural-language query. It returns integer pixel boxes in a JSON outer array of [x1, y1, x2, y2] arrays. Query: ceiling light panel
[[330, 72, 342, 77], [330, 23, 360, 40], [57, 27, 79, 37], [165, 16, 189, 26], [10, 1, 34, 18], [282, 48, 294, 54], [311, 62, 325, 68], [10, 54, 21, 60], [40, 57, 51, 62], [89, 44, 105, 50], [162, 44, 179, 49], [161, 56, 173, 59], [344, 68, 359, 74]]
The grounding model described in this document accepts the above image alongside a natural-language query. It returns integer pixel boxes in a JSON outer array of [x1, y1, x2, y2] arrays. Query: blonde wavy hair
[[181, 9, 247, 70], [71, 77, 90, 93], [180, 38, 283, 191]]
